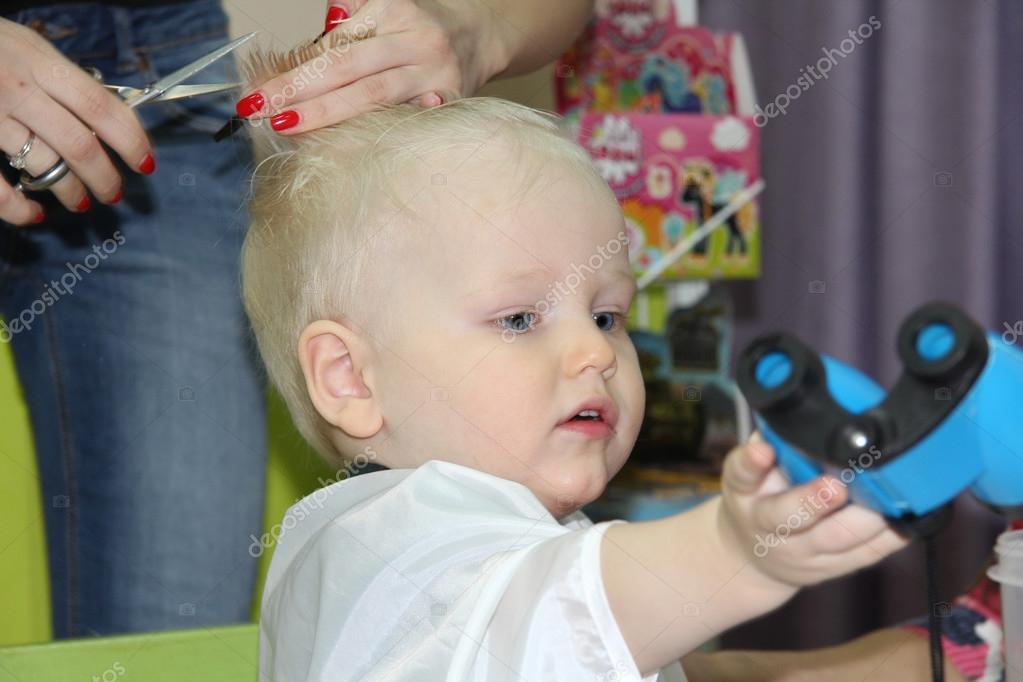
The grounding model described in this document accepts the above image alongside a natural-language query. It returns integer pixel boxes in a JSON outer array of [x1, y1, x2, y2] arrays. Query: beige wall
[[224, 1, 554, 111]]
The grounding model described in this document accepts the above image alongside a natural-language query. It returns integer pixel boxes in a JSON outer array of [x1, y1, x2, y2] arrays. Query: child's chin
[[547, 478, 608, 517]]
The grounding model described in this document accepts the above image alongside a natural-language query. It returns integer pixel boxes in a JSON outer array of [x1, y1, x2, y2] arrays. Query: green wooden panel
[[0, 340, 51, 645], [0, 624, 258, 682]]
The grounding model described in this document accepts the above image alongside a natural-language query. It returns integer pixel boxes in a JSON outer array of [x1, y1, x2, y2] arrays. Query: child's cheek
[[618, 351, 646, 421], [466, 361, 550, 432]]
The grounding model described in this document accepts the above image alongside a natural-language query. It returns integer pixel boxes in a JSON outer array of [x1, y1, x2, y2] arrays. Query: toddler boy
[[241, 43, 907, 682]]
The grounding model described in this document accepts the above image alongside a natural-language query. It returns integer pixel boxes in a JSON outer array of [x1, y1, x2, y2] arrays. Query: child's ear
[[298, 320, 382, 439]]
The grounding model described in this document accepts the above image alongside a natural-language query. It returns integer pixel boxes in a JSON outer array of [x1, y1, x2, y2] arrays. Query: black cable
[[925, 534, 945, 682]]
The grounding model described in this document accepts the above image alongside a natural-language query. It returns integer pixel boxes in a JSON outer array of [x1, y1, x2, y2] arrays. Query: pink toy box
[[573, 112, 761, 279], [555, 1, 756, 118]]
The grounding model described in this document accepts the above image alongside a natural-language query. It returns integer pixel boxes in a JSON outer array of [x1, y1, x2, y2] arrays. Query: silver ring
[[16, 159, 70, 192], [7, 132, 36, 170]]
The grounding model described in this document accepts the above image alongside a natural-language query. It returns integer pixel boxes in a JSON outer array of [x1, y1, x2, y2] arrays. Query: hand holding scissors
[[0, 19, 255, 226]]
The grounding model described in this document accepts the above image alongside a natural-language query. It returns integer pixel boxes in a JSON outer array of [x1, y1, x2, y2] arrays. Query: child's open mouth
[[557, 400, 617, 439]]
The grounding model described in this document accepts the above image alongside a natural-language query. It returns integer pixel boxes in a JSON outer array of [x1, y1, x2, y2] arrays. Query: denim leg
[[0, 1, 266, 638]]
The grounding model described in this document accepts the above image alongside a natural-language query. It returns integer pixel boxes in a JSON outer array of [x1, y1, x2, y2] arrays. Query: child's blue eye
[[497, 311, 539, 334], [594, 312, 624, 332], [495, 311, 625, 335]]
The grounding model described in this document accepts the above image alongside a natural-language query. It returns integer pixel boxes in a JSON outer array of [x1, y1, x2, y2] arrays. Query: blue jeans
[[0, 0, 266, 638]]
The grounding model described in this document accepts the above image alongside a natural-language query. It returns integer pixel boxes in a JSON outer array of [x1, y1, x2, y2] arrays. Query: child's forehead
[[395, 183, 627, 293], [409, 135, 588, 193], [415, 149, 605, 218], [379, 138, 626, 286], [416, 169, 616, 247]]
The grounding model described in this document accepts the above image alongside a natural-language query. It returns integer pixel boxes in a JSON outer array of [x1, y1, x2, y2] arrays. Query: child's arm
[[601, 434, 910, 676]]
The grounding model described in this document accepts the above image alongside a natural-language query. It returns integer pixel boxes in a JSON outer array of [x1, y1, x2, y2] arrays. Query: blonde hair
[[240, 37, 616, 465]]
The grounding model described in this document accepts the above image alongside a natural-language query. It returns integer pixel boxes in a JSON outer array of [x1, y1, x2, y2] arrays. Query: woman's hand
[[0, 18, 155, 225], [234, 0, 509, 134]]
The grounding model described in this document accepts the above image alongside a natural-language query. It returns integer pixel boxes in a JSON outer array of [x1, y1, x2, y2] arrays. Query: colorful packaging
[[574, 111, 761, 279], [555, 1, 755, 118]]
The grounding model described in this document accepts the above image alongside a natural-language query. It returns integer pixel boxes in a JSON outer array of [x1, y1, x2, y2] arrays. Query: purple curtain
[[698, 0, 1023, 648]]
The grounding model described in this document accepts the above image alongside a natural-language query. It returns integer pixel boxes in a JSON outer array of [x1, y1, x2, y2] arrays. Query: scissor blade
[[126, 32, 257, 107], [105, 82, 243, 101], [101, 84, 140, 99], [158, 82, 245, 100]]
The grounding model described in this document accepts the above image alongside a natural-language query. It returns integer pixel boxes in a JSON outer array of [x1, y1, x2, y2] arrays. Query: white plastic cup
[[989, 529, 1023, 682]]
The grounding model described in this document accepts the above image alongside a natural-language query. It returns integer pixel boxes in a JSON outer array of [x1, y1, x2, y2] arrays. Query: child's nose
[[561, 320, 617, 381]]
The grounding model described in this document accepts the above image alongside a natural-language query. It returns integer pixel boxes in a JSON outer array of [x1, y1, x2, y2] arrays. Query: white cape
[[259, 459, 687, 682]]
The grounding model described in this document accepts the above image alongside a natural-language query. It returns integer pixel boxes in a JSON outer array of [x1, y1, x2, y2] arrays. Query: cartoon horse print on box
[[679, 159, 754, 259], [639, 55, 702, 113]]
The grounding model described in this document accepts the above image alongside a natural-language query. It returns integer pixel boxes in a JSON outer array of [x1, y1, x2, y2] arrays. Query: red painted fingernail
[[76, 195, 91, 212], [235, 92, 265, 118], [33, 210, 45, 224], [139, 153, 156, 175], [325, 5, 348, 32], [270, 110, 300, 132], [110, 189, 123, 204]]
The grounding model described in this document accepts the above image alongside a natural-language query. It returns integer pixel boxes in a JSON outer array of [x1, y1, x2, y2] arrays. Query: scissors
[[16, 31, 258, 193]]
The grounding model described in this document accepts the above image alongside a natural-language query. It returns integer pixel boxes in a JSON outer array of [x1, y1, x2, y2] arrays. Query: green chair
[[0, 624, 258, 682]]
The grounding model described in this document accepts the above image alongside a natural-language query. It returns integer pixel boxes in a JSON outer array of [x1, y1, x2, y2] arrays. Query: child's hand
[[717, 433, 909, 593]]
